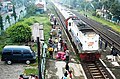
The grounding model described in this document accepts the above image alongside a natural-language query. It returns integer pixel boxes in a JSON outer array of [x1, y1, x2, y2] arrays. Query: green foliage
[[0, 32, 10, 58], [24, 68, 38, 75], [6, 23, 32, 43], [96, 14, 100, 18], [6, 15, 10, 24], [24, 18, 34, 26], [26, 4, 37, 16], [109, 0, 120, 17], [80, 11, 120, 33], [12, 5, 17, 22], [92, 0, 120, 17], [0, 15, 3, 30]]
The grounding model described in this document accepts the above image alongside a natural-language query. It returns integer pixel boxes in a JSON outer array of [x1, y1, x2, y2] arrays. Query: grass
[[79, 11, 120, 33], [24, 68, 38, 75], [28, 15, 51, 43], [23, 14, 51, 75]]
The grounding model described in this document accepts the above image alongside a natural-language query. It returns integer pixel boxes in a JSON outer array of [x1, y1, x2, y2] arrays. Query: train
[[53, 2, 101, 61]]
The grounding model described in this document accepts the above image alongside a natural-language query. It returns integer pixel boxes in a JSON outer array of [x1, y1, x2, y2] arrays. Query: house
[[35, 0, 46, 14]]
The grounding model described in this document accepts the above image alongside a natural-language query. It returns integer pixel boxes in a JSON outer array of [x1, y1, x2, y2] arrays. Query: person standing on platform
[[111, 46, 118, 61], [64, 42, 67, 52], [54, 18, 57, 25], [99, 38, 102, 50], [104, 41, 107, 51], [65, 49, 69, 62], [58, 27, 62, 37], [59, 37, 63, 50], [65, 62, 69, 71]]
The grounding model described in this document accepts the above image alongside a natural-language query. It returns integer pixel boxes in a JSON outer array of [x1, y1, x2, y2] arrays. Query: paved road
[[0, 60, 24, 79]]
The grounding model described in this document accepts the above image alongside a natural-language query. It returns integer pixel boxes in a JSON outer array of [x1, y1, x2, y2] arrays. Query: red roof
[[36, 3, 44, 8]]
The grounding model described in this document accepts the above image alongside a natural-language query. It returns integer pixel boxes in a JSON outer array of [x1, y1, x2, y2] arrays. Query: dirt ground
[[0, 60, 24, 79]]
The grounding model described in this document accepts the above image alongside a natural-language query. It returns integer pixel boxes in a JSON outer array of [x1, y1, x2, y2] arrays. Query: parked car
[[1, 45, 36, 65]]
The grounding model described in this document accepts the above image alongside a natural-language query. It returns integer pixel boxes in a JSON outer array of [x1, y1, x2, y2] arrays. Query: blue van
[[1, 45, 36, 65]]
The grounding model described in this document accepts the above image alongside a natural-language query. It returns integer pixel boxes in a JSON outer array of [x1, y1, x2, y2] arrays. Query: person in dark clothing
[[65, 62, 69, 71], [111, 47, 118, 61], [19, 75, 23, 79], [64, 43, 67, 52], [35, 75, 38, 79], [104, 41, 108, 50], [65, 49, 69, 62], [54, 18, 57, 25], [60, 37, 63, 50], [62, 71, 68, 79], [64, 71, 68, 77], [99, 39, 102, 49]]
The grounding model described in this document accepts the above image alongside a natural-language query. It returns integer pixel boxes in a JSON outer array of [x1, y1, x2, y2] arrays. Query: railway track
[[81, 61, 113, 79], [72, 11, 120, 51], [51, 2, 115, 79]]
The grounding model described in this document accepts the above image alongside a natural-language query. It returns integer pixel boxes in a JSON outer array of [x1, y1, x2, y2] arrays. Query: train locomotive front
[[54, 2, 101, 61], [67, 18, 101, 61]]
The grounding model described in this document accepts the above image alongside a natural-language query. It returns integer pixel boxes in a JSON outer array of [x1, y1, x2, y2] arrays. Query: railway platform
[[45, 24, 84, 79]]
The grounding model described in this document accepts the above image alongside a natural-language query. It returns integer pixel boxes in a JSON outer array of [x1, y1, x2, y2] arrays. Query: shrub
[[6, 23, 32, 43], [96, 14, 100, 18]]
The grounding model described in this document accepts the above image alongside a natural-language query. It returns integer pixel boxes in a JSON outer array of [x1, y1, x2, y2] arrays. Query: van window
[[13, 50, 22, 55], [3, 49, 12, 55], [23, 49, 31, 55]]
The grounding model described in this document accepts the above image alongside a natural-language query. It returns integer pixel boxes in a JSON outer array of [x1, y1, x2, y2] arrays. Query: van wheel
[[6, 60, 12, 65], [26, 60, 30, 64]]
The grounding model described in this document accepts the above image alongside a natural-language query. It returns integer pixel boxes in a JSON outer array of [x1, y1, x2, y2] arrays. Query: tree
[[26, 4, 37, 16], [109, 0, 120, 17], [0, 15, 3, 30], [5, 15, 10, 24], [11, 0, 16, 5], [6, 23, 32, 43], [11, 5, 17, 22]]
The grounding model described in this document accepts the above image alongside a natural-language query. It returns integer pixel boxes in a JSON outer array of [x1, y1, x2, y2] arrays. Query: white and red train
[[53, 2, 101, 61]]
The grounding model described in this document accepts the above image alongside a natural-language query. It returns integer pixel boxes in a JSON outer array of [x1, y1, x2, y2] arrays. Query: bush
[[6, 23, 32, 43], [24, 18, 34, 26], [96, 14, 100, 18]]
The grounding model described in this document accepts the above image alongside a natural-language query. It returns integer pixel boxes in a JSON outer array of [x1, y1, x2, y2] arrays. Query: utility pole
[[37, 37, 42, 79]]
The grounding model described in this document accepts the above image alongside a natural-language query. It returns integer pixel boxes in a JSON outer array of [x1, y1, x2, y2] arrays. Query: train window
[[69, 22, 71, 26]]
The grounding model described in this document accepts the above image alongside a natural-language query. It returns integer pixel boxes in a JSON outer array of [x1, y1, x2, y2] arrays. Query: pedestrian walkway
[[45, 23, 84, 79]]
